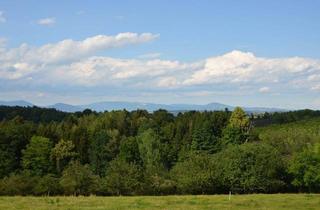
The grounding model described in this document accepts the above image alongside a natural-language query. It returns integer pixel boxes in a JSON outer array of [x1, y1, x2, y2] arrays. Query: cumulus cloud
[[183, 51, 320, 86], [1, 34, 320, 108], [51, 57, 188, 86], [37, 17, 56, 26], [1, 44, 320, 91], [0, 11, 6, 23], [0, 33, 159, 79]]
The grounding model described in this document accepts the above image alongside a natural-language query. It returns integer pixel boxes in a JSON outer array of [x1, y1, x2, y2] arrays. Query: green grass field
[[0, 194, 319, 210]]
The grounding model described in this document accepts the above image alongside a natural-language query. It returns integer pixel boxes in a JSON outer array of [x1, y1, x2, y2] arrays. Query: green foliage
[[59, 161, 100, 195], [191, 122, 220, 153], [214, 143, 285, 193], [256, 118, 320, 158], [1, 106, 320, 195], [22, 136, 53, 176], [0, 105, 69, 123], [51, 139, 77, 173], [33, 174, 61, 195], [0, 118, 35, 178], [137, 129, 163, 169], [119, 136, 142, 165], [171, 152, 216, 194], [253, 109, 320, 126], [0, 173, 37, 195], [221, 107, 250, 146], [221, 126, 248, 146], [89, 130, 110, 176], [229, 107, 250, 132], [103, 158, 143, 195], [142, 165, 176, 195], [289, 143, 320, 192]]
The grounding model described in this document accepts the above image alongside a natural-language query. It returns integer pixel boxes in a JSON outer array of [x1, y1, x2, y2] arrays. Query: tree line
[[0, 106, 319, 195]]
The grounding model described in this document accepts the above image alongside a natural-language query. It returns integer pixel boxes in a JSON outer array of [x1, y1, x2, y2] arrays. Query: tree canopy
[[0, 106, 320, 195]]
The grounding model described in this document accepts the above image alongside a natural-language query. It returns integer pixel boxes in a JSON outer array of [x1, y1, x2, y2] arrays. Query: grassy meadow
[[0, 194, 319, 210]]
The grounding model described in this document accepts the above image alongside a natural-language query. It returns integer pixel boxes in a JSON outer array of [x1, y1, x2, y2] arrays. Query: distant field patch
[[0, 194, 319, 210]]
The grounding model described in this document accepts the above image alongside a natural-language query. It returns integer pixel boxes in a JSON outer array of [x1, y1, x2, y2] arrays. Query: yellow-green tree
[[222, 107, 251, 145], [51, 139, 77, 173], [229, 107, 250, 132]]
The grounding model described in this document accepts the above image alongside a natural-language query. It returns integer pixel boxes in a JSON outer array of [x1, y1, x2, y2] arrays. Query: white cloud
[[37, 17, 56, 26], [1, 45, 320, 91], [259, 87, 270, 93], [1, 34, 320, 108], [0, 33, 159, 79], [0, 11, 6, 23], [52, 57, 187, 86], [157, 77, 178, 87], [37, 51, 320, 94], [183, 51, 320, 88]]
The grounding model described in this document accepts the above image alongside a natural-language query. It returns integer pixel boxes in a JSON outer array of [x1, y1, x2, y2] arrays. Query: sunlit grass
[[0, 194, 319, 210]]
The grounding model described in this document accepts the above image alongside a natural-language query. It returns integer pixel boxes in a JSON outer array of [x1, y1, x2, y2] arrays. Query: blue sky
[[0, 0, 320, 109]]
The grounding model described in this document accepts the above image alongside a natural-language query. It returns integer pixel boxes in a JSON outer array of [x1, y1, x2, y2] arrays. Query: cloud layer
[[0, 33, 320, 108]]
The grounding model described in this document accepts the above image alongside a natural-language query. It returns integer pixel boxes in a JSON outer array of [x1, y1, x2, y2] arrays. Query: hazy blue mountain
[[81, 101, 158, 112], [81, 101, 235, 112], [69, 101, 286, 113], [0, 100, 287, 113], [0, 100, 34, 107], [48, 103, 83, 112]]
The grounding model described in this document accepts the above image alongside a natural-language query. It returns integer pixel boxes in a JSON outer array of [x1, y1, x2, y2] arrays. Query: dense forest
[[0, 105, 320, 195]]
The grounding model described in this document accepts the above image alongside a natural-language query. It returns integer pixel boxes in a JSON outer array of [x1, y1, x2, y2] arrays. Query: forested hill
[[0, 106, 320, 196], [0, 106, 70, 123], [0, 105, 99, 123], [252, 109, 320, 126]]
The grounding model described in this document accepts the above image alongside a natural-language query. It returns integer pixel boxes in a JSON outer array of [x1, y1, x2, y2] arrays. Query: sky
[[0, 0, 320, 109]]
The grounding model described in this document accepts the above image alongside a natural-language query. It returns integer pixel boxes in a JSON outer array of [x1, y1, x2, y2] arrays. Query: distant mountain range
[[0, 100, 287, 113], [0, 100, 34, 107]]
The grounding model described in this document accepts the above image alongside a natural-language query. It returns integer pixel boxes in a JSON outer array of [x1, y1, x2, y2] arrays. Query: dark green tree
[[119, 136, 142, 165], [22, 136, 53, 176], [171, 152, 216, 194], [191, 121, 220, 153], [59, 161, 100, 195], [103, 158, 142, 195], [214, 143, 285, 193], [0, 118, 35, 178], [33, 174, 61, 195], [89, 130, 110, 176]]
